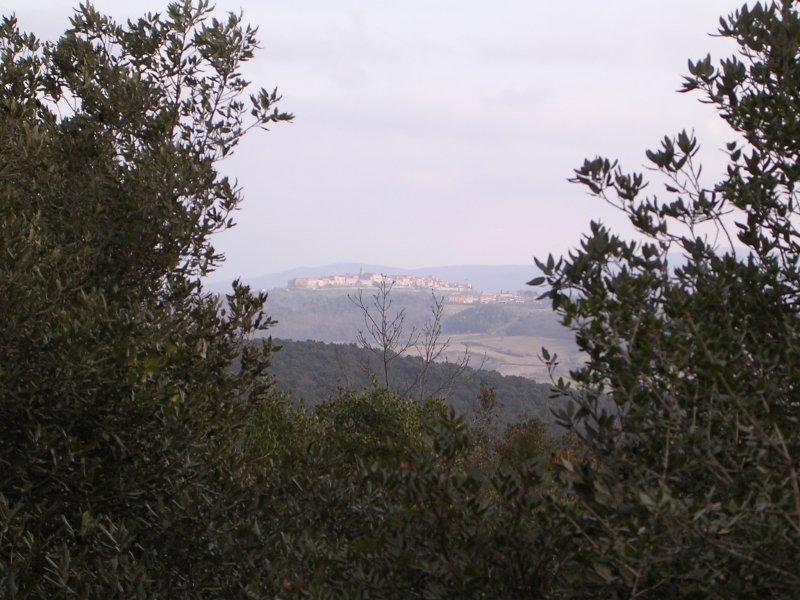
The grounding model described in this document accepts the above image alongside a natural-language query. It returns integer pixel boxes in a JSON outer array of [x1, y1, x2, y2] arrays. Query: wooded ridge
[[267, 338, 559, 427]]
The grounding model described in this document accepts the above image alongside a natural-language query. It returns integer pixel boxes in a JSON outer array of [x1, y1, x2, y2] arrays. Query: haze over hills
[[209, 251, 752, 295], [208, 263, 540, 294], [206, 262, 581, 381]]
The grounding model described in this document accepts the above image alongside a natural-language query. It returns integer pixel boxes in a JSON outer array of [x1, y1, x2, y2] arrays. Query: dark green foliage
[[268, 338, 557, 424], [0, 2, 290, 595], [10, 0, 798, 596], [496, 416, 578, 467], [0, 4, 576, 597], [315, 388, 447, 468], [241, 388, 575, 599], [533, 1, 800, 595]]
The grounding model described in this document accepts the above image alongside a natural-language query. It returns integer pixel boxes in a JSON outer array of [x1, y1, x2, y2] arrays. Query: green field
[[439, 334, 580, 381]]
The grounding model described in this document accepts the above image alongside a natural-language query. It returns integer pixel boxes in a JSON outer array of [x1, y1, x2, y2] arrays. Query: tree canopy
[[532, 0, 800, 595], [4, 0, 800, 597], [0, 1, 291, 594]]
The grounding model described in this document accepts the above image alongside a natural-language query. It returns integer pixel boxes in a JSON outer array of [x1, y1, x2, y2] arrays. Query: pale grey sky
[[5, 1, 744, 280]]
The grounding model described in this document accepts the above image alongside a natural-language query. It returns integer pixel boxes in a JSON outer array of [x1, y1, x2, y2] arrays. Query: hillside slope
[[268, 339, 564, 426], [260, 287, 581, 379]]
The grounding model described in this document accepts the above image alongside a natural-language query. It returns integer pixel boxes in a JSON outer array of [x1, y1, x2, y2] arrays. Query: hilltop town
[[288, 271, 536, 305]]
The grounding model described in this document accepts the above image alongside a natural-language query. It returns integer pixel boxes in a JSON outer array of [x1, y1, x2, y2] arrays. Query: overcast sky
[[5, 1, 745, 280]]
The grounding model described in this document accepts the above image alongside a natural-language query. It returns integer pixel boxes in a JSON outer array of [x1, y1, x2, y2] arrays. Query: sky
[[4, 1, 745, 280]]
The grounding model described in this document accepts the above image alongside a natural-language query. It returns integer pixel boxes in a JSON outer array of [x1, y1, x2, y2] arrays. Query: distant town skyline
[[7, 1, 745, 282], [287, 270, 541, 306]]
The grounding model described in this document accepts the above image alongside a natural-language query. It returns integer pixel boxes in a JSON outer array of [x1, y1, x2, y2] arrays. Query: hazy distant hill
[[208, 263, 539, 294], [208, 263, 581, 381], [253, 286, 581, 381]]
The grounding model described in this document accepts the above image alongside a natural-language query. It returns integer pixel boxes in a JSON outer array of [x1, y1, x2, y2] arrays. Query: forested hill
[[267, 338, 561, 426]]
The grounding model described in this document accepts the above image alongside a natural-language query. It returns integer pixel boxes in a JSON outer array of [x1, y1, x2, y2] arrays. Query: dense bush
[[243, 388, 575, 598], [6, 0, 799, 597], [533, 1, 800, 595], [0, 2, 290, 595], [0, 4, 572, 596]]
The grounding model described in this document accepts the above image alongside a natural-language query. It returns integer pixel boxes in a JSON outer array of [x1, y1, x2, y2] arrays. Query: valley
[[255, 275, 581, 382]]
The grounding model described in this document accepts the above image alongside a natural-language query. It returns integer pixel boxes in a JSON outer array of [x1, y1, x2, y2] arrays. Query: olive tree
[[532, 1, 800, 596], [0, 2, 290, 595]]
